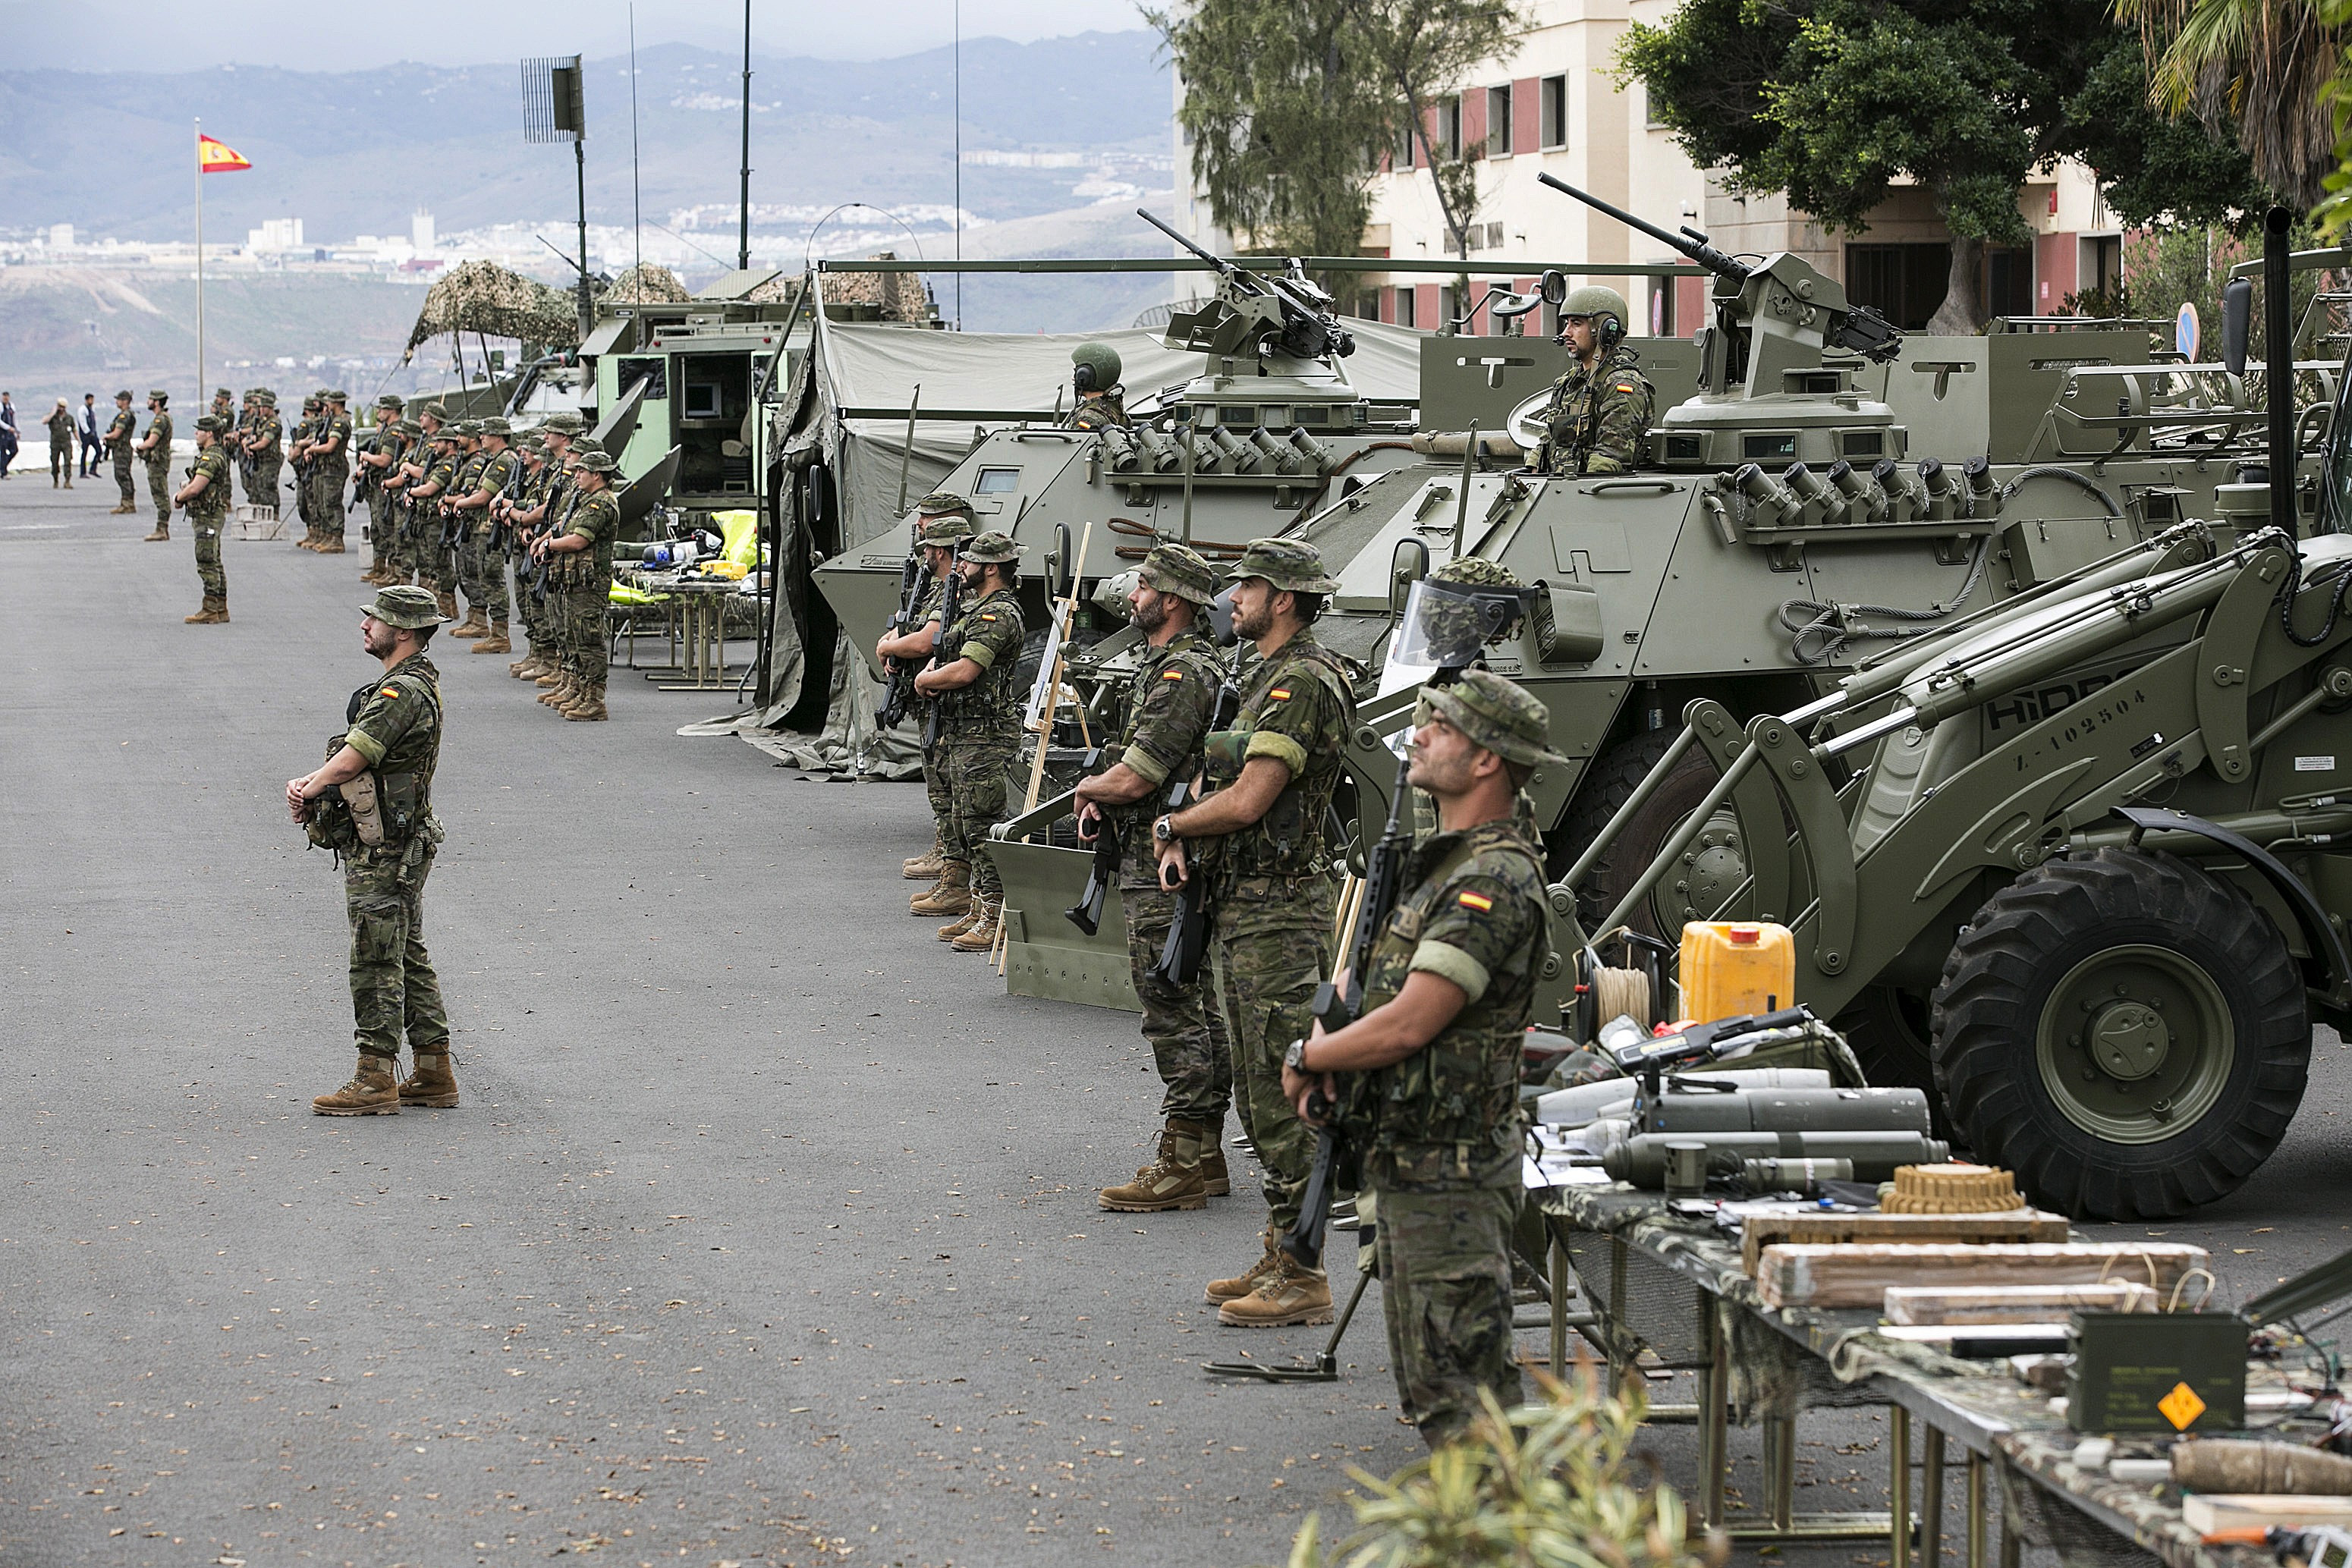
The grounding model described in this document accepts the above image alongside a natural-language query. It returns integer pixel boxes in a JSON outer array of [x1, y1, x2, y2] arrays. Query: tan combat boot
[[909, 862, 970, 917], [450, 608, 487, 639], [1218, 1253, 1334, 1328], [435, 589, 459, 622], [902, 835, 946, 880], [535, 665, 567, 688], [317, 536, 344, 554], [1198, 1134, 1232, 1197], [398, 1050, 460, 1108], [143, 523, 170, 542], [950, 899, 1001, 952], [473, 619, 511, 654], [936, 903, 985, 941], [561, 687, 608, 721], [184, 596, 229, 625], [313, 1055, 401, 1116], [1099, 1119, 1211, 1212], [1206, 1225, 1284, 1305]]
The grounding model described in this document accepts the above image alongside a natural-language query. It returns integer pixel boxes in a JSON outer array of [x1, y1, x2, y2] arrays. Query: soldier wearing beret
[[104, 390, 139, 514], [175, 415, 235, 623], [288, 584, 456, 1117], [136, 389, 175, 540], [913, 529, 1027, 951], [1282, 669, 1561, 1446], [1075, 543, 1237, 1211], [889, 495, 977, 899], [1152, 536, 1356, 1328]]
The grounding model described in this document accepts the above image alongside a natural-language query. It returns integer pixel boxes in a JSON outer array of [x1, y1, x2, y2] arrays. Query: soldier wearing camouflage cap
[[1062, 343, 1130, 433], [449, 417, 520, 651], [244, 388, 285, 517], [1156, 534, 1356, 1327], [287, 394, 323, 544], [291, 582, 458, 1118], [1279, 666, 1558, 1445], [135, 389, 175, 539], [911, 530, 1028, 949], [1075, 540, 1239, 1212], [299, 386, 355, 551], [1533, 283, 1654, 477], [884, 502, 977, 887], [103, 389, 140, 514], [533, 448, 621, 721], [174, 415, 237, 622], [401, 424, 466, 621], [505, 419, 578, 682]]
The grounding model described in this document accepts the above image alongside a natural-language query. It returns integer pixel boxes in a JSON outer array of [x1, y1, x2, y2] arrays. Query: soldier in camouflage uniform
[[451, 416, 520, 651], [174, 415, 235, 624], [403, 428, 464, 621], [536, 446, 621, 721], [1075, 543, 1237, 1212], [104, 389, 138, 513], [506, 415, 580, 680], [246, 390, 284, 519], [1533, 285, 1655, 477], [358, 394, 405, 583], [305, 388, 354, 552], [287, 393, 322, 544], [1153, 537, 1355, 1327], [1063, 341, 1131, 432], [209, 386, 234, 431], [913, 530, 1028, 952], [291, 583, 455, 1117], [136, 389, 175, 539], [1282, 669, 1561, 1445], [884, 496, 975, 895]]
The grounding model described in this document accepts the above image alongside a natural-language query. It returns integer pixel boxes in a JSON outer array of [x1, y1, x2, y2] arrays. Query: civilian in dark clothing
[[0, 391, 18, 478], [78, 394, 102, 477]]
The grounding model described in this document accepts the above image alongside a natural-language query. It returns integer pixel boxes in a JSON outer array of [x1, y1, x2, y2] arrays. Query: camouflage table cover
[[1534, 1183, 2294, 1568]]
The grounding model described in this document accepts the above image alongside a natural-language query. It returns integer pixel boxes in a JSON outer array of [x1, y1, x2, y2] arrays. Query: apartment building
[[1173, 0, 2126, 335]]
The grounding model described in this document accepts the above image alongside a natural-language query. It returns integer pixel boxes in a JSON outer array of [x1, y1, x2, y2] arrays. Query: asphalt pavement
[[5, 473, 2352, 1568]]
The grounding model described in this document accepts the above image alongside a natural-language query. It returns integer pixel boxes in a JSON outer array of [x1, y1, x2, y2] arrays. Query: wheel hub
[[1665, 813, 1747, 925], [2088, 1002, 2169, 1081]]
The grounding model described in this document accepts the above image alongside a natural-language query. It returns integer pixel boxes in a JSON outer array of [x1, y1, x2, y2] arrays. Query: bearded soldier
[[104, 389, 139, 514], [137, 389, 175, 540], [913, 530, 1027, 953]]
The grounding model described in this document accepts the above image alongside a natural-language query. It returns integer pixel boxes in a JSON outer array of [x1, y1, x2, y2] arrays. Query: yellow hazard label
[[2158, 1381, 2207, 1430]]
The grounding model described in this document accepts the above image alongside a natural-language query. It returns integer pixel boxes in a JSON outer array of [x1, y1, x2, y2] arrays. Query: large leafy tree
[[1154, 0, 1511, 286], [2117, 0, 2341, 207], [1621, 0, 2269, 331]]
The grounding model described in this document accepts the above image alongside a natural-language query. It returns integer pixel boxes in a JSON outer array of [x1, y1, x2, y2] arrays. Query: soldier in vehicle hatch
[[1062, 342, 1131, 432], [1533, 284, 1655, 476]]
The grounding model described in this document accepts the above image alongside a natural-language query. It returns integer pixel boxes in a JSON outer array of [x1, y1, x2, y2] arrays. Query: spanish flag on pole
[[197, 134, 250, 173]]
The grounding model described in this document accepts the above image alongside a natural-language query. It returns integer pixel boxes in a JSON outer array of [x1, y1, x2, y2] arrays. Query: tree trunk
[[1926, 234, 1986, 335]]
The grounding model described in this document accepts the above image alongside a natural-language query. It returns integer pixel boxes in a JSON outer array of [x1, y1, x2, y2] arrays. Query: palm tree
[[2115, 0, 2342, 206]]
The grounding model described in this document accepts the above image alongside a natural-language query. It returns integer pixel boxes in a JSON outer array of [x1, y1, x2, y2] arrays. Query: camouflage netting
[[797, 254, 935, 322], [403, 261, 580, 357], [609, 263, 690, 304]]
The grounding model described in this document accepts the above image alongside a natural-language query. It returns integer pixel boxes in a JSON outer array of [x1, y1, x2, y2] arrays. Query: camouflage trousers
[[291, 467, 313, 527], [458, 529, 507, 619], [923, 737, 953, 850], [513, 551, 546, 648], [1212, 873, 1335, 1231], [145, 459, 173, 523], [346, 833, 449, 1063], [367, 489, 392, 559], [251, 460, 281, 516], [310, 465, 348, 541], [191, 515, 227, 599], [939, 734, 1017, 900], [419, 536, 458, 595], [1121, 885, 1233, 1125], [1371, 1181, 1523, 1447], [113, 448, 135, 503], [558, 582, 610, 689]]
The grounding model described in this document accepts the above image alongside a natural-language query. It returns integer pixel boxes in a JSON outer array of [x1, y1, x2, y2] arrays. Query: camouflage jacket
[[1111, 627, 1224, 888], [451, 452, 489, 533], [187, 445, 233, 521], [938, 585, 1027, 743], [1203, 628, 1353, 881], [1064, 392, 1130, 432], [44, 408, 74, 442], [340, 650, 443, 845], [557, 489, 621, 586], [480, 448, 521, 503], [1536, 344, 1654, 476], [316, 411, 354, 470], [1346, 815, 1549, 1189], [249, 413, 281, 460], [143, 410, 174, 463], [104, 408, 136, 450]]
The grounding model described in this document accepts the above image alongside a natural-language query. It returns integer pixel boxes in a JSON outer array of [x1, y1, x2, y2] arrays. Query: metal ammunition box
[[2064, 1311, 2246, 1433]]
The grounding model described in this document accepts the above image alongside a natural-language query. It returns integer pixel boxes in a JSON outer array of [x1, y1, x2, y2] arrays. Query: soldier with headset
[[1063, 342, 1131, 432], [1532, 285, 1655, 476]]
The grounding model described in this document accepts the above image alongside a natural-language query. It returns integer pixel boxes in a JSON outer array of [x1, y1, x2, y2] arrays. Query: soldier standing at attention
[[1282, 670, 1561, 1445], [404, 428, 464, 622], [209, 386, 234, 432], [104, 390, 138, 514], [913, 530, 1028, 953], [137, 389, 175, 540], [247, 391, 285, 518], [359, 397, 406, 585], [1533, 285, 1655, 477], [1062, 342, 1131, 432], [1152, 538, 1354, 1328], [44, 398, 74, 488], [892, 495, 976, 901], [506, 419, 577, 682], [1074, 543, 1235, 1211], [307, 388, 354, 552], [287, 393, 322, 545], [174, 416, 235, 624], [289, 584, 454, 1117], [533, 446, 621, 721], [451, 416, 519, 651]]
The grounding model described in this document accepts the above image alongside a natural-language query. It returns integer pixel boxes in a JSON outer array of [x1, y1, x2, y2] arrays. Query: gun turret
[[1135, 208, 1356, 366], [1536, 172, 1750, 282]]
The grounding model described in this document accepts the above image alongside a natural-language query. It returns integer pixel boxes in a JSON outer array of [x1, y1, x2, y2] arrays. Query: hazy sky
[[0, 0, 1136, 71]]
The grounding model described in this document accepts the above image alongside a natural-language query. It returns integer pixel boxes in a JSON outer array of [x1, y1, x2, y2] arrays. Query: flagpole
[[194, 117, 205, 409]]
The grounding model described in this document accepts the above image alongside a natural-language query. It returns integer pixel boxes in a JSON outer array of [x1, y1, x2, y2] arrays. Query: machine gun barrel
[[1536, 172, 1750, 282], [1136, 206, 1262, 294]]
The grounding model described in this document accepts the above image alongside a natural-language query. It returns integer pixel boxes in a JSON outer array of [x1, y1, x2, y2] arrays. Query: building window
[[1396, 286, 1417, 328], [1397, 116, 1417, 169], [1540, 75, 1567, 149], [1986, 245, 2034, 319], [1435, 96, 1462, 159], [1487, 84, 1513, 157], [1844, 243, 1951, 331]]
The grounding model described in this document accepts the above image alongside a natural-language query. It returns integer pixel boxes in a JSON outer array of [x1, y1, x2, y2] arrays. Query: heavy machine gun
[[1135, 208, 1356, 366]]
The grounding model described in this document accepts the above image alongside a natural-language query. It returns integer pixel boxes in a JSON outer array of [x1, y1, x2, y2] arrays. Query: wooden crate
[[1739, 1209, 2072, 1274], [1753, 1242, 2209, 1309], [1882, 1282, 2155, 1324], [2182, 1495, 2352, 1534]]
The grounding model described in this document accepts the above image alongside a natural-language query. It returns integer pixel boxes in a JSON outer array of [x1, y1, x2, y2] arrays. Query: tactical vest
[[1205, 633, 1353, 880], [307, 658, 444, 855], [938, 586, 1026, 743]]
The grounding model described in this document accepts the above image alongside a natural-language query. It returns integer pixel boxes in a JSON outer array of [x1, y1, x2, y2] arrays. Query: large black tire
[[1554, 728, 1750, 941], [1931, 849, 2310, 1221], [1834, 985, 1956, 1139]]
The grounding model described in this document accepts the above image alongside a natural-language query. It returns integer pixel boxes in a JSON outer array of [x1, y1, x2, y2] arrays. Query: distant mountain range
[[0, 30, 1172, 244]]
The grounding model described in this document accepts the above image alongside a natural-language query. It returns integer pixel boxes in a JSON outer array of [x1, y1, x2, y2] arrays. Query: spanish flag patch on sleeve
[[1162, 669, 1184, 680], [1269, 687, 1291, 701], [1615, 383, 1635, 394], [1457, 889, 1494, 913], [380, 687, 401, 699]]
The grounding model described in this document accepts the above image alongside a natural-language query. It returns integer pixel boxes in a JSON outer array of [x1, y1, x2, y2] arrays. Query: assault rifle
[[1064, 749, 1120, 936], [920, 547, 967, 755], [1145, 680, 1240, 988], [876, 546, 927, 731]]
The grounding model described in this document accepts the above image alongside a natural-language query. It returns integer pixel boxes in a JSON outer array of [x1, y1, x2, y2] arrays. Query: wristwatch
[[1153, 814, 1179, 844], [1284, 1038, 1310, 1074]]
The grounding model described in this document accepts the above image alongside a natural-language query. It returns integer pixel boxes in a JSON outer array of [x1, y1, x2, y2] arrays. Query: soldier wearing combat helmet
[[890, 494, 977, 898], [1063, 342, 1131, 432], [1074, 542, 1237, 1214], [1533, 284, 1655, 476], [1281, 668, 1563, 1446]]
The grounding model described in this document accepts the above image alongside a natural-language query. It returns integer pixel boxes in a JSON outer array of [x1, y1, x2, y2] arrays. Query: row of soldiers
[[879, 342, 1563, 1447]]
